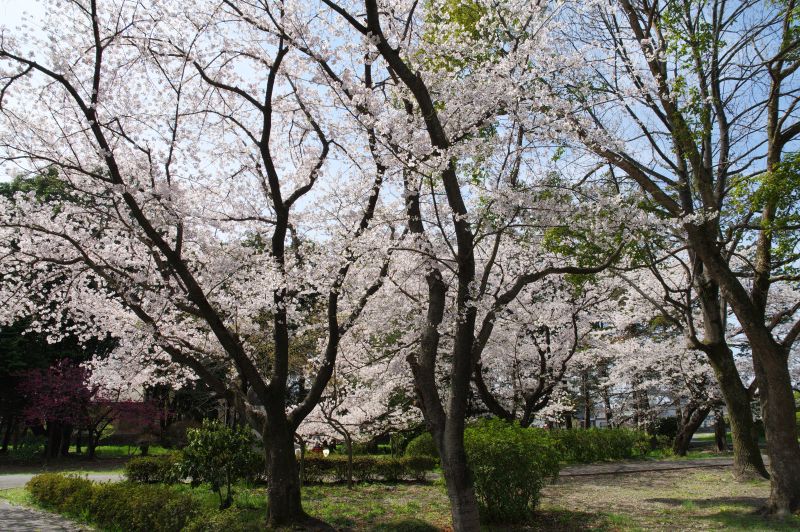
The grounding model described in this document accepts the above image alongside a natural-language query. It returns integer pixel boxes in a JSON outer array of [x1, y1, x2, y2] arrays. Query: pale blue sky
[[1, 0, 44, 26]]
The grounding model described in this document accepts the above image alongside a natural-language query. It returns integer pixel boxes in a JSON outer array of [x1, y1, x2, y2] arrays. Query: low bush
[[464, 419, 561, 524], [124, 454, 182, 484], [404, 432, 439, 459], [89, 482, 200, 531], [26, 473, 94, 514], [26, 473, 201, 532], [302, 455, 436, 483], [9, 434, 46, 461]]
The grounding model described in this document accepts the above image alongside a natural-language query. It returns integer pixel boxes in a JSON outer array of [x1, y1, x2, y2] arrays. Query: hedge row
[[404, 426, 652, 465], [26, 473, 201, 532], [302, 455, 436, 483], [550, 427, 651, 463]]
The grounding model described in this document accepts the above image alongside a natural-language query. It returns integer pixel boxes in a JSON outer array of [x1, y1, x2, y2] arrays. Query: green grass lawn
[[3, 468, 797, 531], [0, 444, 170, 475], [66, 443, 172, 458]]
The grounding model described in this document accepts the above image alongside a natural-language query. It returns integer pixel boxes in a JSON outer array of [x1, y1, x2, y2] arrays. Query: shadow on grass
[[476, 509, 620, 531], [646, 496, 765, 508], [696, 509, 800, 531], [371, 518, 440, 531]]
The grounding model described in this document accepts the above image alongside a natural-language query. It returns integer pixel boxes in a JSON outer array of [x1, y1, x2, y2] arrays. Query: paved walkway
[[0, 500, 91, 531], [0, 472, 122, 490], [0, 474, 119, 531], [0, 458, 763, 529]]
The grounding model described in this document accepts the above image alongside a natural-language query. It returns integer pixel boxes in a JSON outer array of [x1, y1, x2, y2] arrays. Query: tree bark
[[714, 410, 727, 452], [60, 425, 72, 456], [673, 403, 710, 456], [437, 426, 481, 532], [0, 415, 13, 453], [752, 340, 800, 515], [687, 224, 800, 511], [706, 347, 768, 479], [264, 423, 305, 527], [582, 370, 592, 429], [602, 388, 613, 427]]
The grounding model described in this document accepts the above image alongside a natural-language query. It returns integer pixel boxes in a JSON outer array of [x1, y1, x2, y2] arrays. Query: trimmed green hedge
[[26, 473, 201, 532], [124, 454, 182, 484], [550, 427, 650, 463], [464, 419, 561, 524], [302, 455, 436, 483], [404, 432, 439, 459]]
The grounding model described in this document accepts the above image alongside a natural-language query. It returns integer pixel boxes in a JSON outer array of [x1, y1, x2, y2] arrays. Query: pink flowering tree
[[17, 359, 92, 459], [539, 0, 800, 512], [0, 0, 395, 524]]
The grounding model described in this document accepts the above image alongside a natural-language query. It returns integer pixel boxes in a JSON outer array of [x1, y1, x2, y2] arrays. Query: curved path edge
[[560, 456, 768, 477]]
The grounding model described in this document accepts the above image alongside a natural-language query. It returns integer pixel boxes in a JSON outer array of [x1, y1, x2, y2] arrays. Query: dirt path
[[560, 455, 767, 476]]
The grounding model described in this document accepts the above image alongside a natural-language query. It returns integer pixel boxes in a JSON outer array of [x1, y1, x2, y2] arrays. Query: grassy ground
[[542, 469, 799, 531], [644, 448, 734, 461], [0, 444, 169, 474], [2, 468, 797, 531]]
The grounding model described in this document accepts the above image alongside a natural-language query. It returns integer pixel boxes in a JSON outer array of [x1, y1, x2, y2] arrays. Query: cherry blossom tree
[[542, 0, 800, 513], [0, 0, 395, 524], [276, 2, 638, 527]]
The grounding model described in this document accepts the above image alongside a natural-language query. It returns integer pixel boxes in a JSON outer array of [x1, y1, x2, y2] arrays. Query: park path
[[0, 472, 122, 490], [0, 500, 91, 531], [0, 473, 119, 531], [0, 458, 764, 530], [560, 455, 767, 476]]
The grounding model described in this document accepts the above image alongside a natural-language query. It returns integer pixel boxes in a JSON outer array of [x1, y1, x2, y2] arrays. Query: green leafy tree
[[180, 420, 261, 509]]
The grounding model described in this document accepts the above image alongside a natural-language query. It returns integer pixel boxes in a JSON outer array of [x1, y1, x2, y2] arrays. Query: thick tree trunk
[[0, 415, 13, 453], [87, 432, 97, 459], [264, 424, 305, 527], [60, 425, 72, 456], [706, 347, 768, 479], [581, 370, 592, 429], [45, 423, 63, 460], [673, 403, 710, 456], [686, 225, 800, 512], [438, 426, 481, 532], [602, 388, 613, 427], [752, 341, 800, 515], [714, 410, 727, 452], [344, 432, 353, 490]]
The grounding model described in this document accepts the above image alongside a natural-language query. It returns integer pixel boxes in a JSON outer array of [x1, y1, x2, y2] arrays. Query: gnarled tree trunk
[[752, 340, 800, 515], [673, 402, 710, 456], [706, 347, 767, 479]]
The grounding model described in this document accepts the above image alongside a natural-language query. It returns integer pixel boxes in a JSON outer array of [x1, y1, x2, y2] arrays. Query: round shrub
[[464, 419, 560, 524], [404, 432, 439, 459], [124, 454, 182, 484]]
